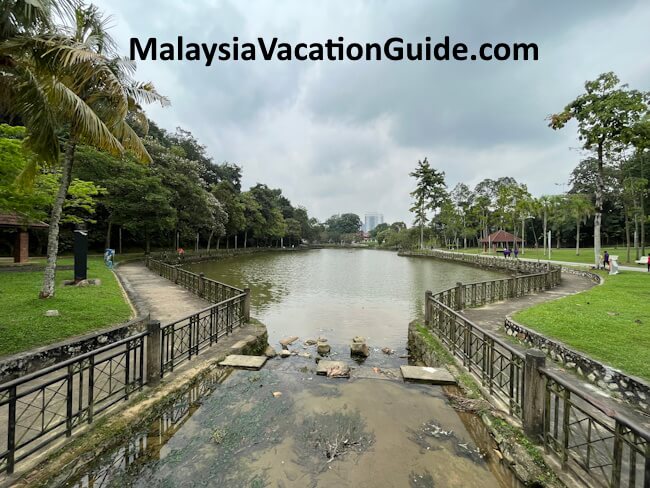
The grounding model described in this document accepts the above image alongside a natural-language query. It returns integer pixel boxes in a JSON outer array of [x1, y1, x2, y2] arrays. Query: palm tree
[[567, 194, 593, 256], [1, 5, 168, 297]]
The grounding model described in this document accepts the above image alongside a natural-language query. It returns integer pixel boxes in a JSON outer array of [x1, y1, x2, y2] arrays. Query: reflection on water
[[185, 249, 503, 351], [66, 358, 518, 488]]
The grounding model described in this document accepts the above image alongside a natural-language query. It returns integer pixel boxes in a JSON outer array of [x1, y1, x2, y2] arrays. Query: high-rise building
[[364, 213, 384, 233]]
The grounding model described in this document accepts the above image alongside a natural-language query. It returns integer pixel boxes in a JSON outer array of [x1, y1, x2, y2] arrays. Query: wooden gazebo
[[0, 212, 48, 263], [480, 230, 522, 252]]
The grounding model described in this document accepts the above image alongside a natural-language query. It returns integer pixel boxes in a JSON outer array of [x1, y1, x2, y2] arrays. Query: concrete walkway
[[461, 272, 650, 428], [462, 273, 594, 335], [518, 256, 648, 273], [116, 261, 211, 324]]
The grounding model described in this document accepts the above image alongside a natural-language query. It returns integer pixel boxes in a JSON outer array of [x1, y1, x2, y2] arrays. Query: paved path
[[116, 262, 211, 324], [517, 256, 647, 273], [462, 272, 650, 429], [462, 272, 594, 335]]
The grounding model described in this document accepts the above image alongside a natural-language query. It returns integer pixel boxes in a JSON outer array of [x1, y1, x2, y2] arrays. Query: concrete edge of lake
[[8, 322, 268, 488], [407, 320, 566, 488]]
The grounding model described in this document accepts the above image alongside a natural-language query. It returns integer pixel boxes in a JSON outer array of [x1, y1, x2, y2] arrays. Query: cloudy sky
[[94, 0, 650, 224]]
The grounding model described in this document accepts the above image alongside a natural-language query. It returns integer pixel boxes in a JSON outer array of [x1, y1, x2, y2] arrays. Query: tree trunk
[[105, 218, 112, 249], [543, 211, 548, 256], [207, 230, 214, 252], [593, 142, 605, 269], [624, 208, 631, 264], [217, 236, 220, 249], [576, 220, 580, 256], [244, 230, 248, 248], [40, 139, 76, 298]]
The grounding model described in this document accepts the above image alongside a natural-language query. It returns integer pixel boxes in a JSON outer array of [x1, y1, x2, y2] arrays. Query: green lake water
[[185, 248, 503, 354], [62, 249, 518, 488]]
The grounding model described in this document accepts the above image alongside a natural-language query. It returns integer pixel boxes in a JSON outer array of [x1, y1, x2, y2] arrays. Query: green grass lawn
[[513, 271, 650, 380], [0, 257, 132, 357], [449, 247, 646, 266]]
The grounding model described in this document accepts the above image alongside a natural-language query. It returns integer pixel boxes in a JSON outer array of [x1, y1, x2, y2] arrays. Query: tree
[[1, 4, 168, 297], [550, 72, 649, 268], [409, 157, 447, 249], [567, 194, 593, 256], [450, 183, 474, 248]]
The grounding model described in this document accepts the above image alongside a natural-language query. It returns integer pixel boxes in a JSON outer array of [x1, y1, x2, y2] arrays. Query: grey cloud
[[94, 0, 650, 222]]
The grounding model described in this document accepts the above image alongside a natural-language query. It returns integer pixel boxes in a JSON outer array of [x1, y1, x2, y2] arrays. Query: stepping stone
[[279, 336, 299, 346], [316, 360, 350, 377], [219, 355, 268, 370], [400, 365, 456, 385]]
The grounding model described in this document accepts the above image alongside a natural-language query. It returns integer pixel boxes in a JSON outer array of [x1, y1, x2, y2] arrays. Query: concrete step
[[219, 354, 268, 370], [400, 365, 456, 385]]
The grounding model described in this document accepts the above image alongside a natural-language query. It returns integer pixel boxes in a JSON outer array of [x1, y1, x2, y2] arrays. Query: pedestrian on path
[[647, 253, 650, 272], [604, 250, 610, 270], [514, 247, 519, 259]]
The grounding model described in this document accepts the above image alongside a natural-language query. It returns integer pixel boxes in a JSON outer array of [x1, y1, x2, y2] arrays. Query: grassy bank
[[0, 257, 132, 356], [514, 271, 650, 380], [448, 247, 647, 266]]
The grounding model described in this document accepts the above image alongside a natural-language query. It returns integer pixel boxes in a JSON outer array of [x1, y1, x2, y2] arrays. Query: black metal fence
[[542, 369, 650, 487], [0, 334, 146, 475], [161, 294, 247, 373], [146, 257, 243, 303], [1, 259, 251, 476], [421, 252, 650, 486]]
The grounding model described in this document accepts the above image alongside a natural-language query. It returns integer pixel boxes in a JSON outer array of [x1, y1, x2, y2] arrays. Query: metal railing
[[0, 334, 146, 475], [403, 248, 562, 285], [541, 369, 650, 487], [161, 294, 247, 373], [420, 251, 650, 486], [146, 258, 243, 303], [0, 258, 251, 476], [427, 296, 525, 415]]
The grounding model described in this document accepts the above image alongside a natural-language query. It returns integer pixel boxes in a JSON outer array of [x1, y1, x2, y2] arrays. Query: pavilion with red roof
[[480, 230, 522, 252]]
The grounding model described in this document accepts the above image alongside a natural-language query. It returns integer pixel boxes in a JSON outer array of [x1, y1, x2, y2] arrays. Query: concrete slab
[[316, 360, 350, 377], [400, 365, 456, 385], [219, 354, 268, 370]]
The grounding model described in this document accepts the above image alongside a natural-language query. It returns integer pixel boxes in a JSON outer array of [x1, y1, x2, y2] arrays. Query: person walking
[[514, 247, 519, 259], [603, 250, 610, 270], [647, 253, 650, 272]]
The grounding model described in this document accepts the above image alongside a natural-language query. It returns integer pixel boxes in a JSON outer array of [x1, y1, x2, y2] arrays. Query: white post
[[548, 231, 551, 260], [235, 235, 238, 249]]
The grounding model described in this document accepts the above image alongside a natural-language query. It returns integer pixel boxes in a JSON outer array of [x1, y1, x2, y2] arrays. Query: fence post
[[523, 349, 546, 440], [198, 272, 206, 298], [455, 282, 464, 310], [243, 288, 251, 322], [146, 320, 162, 386], [173, 267, 178, 284], [424, 290, 432, 325]]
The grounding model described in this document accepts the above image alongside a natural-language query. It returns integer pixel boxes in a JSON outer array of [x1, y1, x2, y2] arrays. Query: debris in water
[[296, 410, 374, 467], [272, 391, 282, 398], [304, 339, 318, 346], [409, 470, 436, 488], [381, 347, 395, 355]]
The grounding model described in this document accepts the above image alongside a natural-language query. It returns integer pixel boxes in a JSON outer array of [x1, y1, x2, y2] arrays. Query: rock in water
[[351, 337, 369, 358], [280, 349, 291, 358], [304, 339, 317, 346], [264, 346, 277, 358], [317, 341, 331, 355], [279, 336, 299, 346], [381, 347, 394, 355]]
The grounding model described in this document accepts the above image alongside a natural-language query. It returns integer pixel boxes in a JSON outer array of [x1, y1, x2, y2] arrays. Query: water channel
[[65, 249, 519, 487]]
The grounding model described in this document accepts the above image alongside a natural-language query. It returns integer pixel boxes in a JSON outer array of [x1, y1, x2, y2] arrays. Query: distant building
[[364, 213, 384, 233]]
